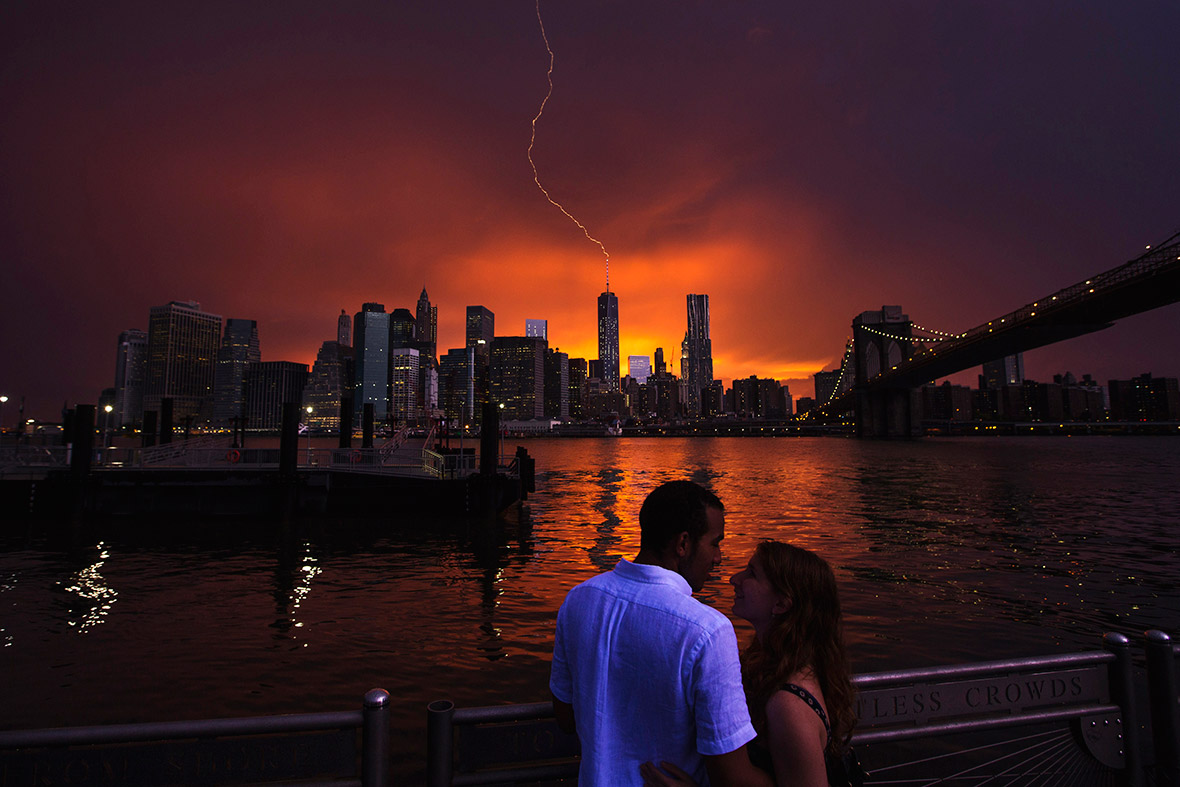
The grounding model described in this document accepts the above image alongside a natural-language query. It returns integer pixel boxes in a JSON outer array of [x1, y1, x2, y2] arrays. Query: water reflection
[[61, 542, 117, 632], [466, 509, 537, 661], [588, 466, 625, 572], [1, 567, 15, 647], [271, 541, 321, 643]]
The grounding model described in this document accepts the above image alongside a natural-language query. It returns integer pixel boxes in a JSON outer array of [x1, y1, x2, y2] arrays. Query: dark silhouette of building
[[440, 346, 477, 427], [490, 336, 545, 421], [731, 376, 782, 418], [921, 382, 973, 420], [213, 318, 260, 427], [389, 308, 416, 349], [683, 294, 713, 416], [545, 348, 570, 420], [145, 300, 222, 424], [245, 361, 309, 431], [113, 329, 147, 428], [337, 310, 351, 347], [466, 305, 494, 348], [416, 288, 437, 360], [568, 357, 588, 419], [1108, 373, 1180, 421], [814, 370, 841, 404], [303, 341, 354, 430], [980, 354, 1025, 389]]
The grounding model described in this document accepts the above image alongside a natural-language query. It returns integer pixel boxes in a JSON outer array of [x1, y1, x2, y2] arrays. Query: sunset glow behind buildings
[[1, 1, 1178, 418]]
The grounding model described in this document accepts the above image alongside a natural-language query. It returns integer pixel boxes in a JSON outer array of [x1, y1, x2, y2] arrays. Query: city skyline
[[3, 2, 1179, 420]]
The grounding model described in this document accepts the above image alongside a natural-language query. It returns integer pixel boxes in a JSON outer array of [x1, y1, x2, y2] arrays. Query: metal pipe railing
[[0, 688, 391, 787], [1146, 630, 1180, 786]]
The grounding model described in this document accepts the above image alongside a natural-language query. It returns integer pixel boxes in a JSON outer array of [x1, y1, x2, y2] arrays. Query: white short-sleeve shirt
[[550, 559, 755, 786]]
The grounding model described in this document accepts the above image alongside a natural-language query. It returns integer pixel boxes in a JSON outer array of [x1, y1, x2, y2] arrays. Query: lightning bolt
[[528, 0, 612, 289]]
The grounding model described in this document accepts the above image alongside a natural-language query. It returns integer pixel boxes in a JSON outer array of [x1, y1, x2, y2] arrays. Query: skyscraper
[[597, 291, 619, 392], [144, 300, 222, 423], [113, 329, 147, 428], [683, 294, 714, 416], [526, 319, 548, 340], [466, 305, 494, 348], [390, 347, 421, 424], [439, 346, 477, 426], [490, 336, 545, 420], [544, 348, 569, 419], [389, 308, 416, 349], [213, 318, 260, 427], [244, 361, 308, 431], [981, 354, 1025, 389], [337, 310, 351, 347], [568, 357, 588, 419], [303, 341, 354, 430], [353, 303, 390, 422], [416, 288, 437, 360]]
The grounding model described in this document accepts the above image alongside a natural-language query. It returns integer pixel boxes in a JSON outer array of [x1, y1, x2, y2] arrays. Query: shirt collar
[[615, 558, 692, 596]]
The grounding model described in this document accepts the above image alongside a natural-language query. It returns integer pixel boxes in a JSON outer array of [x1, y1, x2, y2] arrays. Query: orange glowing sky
[[2, 1, 1178, 419]]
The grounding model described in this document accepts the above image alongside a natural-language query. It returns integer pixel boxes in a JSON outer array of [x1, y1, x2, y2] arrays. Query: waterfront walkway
[[2, 629, 1176, 786]]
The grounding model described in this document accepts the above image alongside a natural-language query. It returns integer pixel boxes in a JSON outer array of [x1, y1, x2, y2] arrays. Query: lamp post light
[[305, 406, 314, 466], [103, 404, 114, 465], [0, 395, 8, 439]]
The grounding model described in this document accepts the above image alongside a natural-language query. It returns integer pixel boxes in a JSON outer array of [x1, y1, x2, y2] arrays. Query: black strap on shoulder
[[782, 683, 832, 742]]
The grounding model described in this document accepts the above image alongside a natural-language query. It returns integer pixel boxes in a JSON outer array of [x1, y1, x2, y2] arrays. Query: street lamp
[[103, 404, 114, 465], [305, 406, 314, 466], [0, 395, 7, 438]]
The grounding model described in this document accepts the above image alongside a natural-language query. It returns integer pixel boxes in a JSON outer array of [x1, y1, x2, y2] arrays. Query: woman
[[643, 540, 857, 786]]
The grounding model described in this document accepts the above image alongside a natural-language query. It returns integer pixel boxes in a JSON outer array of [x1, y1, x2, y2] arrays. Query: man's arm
[[703, 747, 775, 787], [551, 694, 576, 735]]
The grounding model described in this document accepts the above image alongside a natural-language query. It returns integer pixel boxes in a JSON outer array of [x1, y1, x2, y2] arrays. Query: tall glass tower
[[213, 318, 261, 427], [684, 294, 713, 416], [113, 329, 147, 428], [353, 303, 390, 422], [597, 291, 619, 392]]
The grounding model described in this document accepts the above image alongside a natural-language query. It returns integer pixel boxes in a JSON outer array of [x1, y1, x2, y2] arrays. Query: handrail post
[[1104, 632, 1145, 787], [362, 689, 390, 787], [427, 700, 455, 787], [1146, 630, 1179, 785]]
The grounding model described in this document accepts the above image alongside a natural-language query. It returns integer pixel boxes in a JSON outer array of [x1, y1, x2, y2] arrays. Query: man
[[550, 480, 773, 786]]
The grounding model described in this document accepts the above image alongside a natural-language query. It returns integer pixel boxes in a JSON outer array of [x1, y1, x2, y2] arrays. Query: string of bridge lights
[[823, 341, 854, 403], [856, 322, 968, 343]]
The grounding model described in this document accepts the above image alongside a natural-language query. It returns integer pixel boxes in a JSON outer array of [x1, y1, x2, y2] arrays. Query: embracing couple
[[550, 480, 860, 787]]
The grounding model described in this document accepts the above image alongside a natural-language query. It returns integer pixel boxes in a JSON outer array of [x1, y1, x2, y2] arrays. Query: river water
[[2, 436, 1178, 780]]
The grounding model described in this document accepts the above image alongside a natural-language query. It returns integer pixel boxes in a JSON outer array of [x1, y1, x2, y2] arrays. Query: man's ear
[[674, 531, 691, 558]]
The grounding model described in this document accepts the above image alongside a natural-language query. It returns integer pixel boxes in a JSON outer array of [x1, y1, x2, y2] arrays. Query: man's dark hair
[[639, 480, 724, 552]]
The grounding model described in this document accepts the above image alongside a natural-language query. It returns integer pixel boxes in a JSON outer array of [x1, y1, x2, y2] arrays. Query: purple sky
[[2, 1, 1178, 420]]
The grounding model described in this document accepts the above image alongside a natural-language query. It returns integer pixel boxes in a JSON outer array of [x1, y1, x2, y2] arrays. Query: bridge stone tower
[[852, 306, 922, 438]]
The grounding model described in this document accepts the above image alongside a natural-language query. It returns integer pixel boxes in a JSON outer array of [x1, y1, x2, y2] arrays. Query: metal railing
[[2, 631, 1175, 785], [1146, 630, 1180, 785], [427, 631, 1175, 786], [0, 689, 390, 787], [422, 449, 478, 479]]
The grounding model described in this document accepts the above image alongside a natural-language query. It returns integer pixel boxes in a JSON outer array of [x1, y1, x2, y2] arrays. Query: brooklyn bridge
[[817, 227, 1180, 437]]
